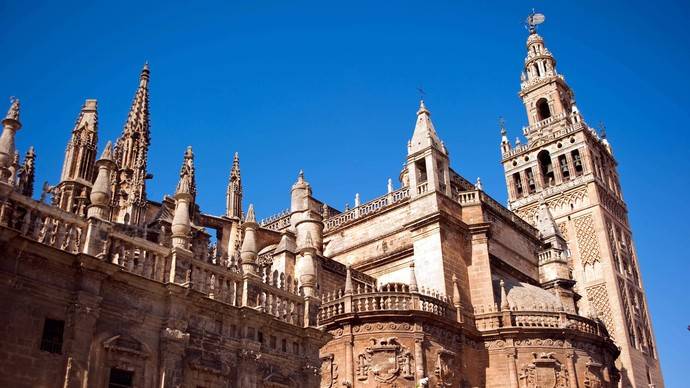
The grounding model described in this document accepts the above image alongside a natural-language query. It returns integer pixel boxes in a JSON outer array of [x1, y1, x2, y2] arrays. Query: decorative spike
[[245, 203, 256, 223], [409, 262, 418, 292], [344, 264, 353, 295], [500, 279, 510, 310]]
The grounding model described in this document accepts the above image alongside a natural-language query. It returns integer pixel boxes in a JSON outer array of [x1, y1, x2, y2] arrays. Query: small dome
[[493, 277, 561, 311]]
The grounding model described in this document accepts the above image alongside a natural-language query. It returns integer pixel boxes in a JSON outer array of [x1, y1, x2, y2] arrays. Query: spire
[[59, 99, 98, 183], [171, 150, 194, 249], [226, 151, 243, 218], [0, 98, 22, 182], [112, 65, 152, 225], [17, 146, 36, 197], [408, 99, 445, 155]]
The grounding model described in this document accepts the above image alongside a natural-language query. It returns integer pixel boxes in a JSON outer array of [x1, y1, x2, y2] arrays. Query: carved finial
[[387, 178, 393, 194], [599, 121, 607, 139], [344, 264, 353, 294], [417, 99, 429, 116], [5, 97, 20, 122], [500, 279, 510, 310], [475, 177, 483, 191], [297, 169, 304, 183], [499, 116, 506, 136], [408, 262, 418, 292], [354, 193, 361, 207]]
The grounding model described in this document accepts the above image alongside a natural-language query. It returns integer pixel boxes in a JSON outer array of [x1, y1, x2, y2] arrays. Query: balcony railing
[[323, 187, 410, 232], [318, 283, 457, 323]]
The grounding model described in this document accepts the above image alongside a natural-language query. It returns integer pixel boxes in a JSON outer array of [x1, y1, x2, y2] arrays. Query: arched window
[[536, 98, 551, 121], [538, 150, 555, 186]]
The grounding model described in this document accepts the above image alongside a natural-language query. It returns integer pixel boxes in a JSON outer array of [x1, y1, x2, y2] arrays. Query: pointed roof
[[535, 201, 560, 239], [245, 203, 256, 223], [120, 63, 150, 142], [408, 99, 445, 155], [100, 141, 114, 161], [72, 99, 98, 135], [4, 97, 20, 125]]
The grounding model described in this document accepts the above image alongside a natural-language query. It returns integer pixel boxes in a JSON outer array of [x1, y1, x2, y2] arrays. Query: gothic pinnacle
[[4, 97, 20, 124]]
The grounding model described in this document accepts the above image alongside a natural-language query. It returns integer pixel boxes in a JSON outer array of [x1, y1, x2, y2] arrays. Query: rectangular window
[[108, 368, 134, 388], [270, 335, 277, 349], [512, 172, 523, 197], [281, 338, 287, 352], [572, 149, 583, 175], [293, 341, 299, 354], [526, 168, 536, 193], [40, 318, 64, 354], [558, 155, 569, 179]]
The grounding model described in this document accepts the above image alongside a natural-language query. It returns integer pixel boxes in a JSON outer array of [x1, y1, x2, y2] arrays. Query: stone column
[[159, 328, 190, 388], [506, 348, 519, 388], [345, 325, 355, 386], [237, 340, 261, 388], [414, 335, 425, 382]]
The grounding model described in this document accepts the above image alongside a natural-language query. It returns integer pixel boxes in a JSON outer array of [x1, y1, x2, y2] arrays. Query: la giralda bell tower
[[500, 16, 664, 388]]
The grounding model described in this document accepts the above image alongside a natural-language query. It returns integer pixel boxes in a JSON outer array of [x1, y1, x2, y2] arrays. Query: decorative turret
[[112, 63, 152, 225], [226, 152, 242, 218], [16, 146, 36, 197], [171, 147, 195, 249], [0, 98, 21, 184], [87, 142, 116, 220], [404, 100, 451, 196], [55, 99, 99, 215], [240, 204, 259, 274]]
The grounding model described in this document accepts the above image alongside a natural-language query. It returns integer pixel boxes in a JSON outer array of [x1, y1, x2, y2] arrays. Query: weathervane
[[416, 86, 426, 101], [525, 10, 545, 33]]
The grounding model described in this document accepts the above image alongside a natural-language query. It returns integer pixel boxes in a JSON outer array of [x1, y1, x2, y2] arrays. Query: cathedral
[[0, 16, 663, 388]]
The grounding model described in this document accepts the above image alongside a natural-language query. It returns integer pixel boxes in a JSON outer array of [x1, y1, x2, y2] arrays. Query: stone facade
[[0, 16, 662, 388]]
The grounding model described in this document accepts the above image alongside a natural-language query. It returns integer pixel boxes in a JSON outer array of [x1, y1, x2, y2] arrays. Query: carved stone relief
[[518, 352, 569, 388], [320, 353, 338, 388], [356, 337, 414, 383]]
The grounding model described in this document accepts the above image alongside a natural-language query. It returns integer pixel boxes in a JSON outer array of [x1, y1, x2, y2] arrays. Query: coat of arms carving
[[320, 353, 338, 388], [518, 352, 569, 388], [356, 337, 414, 383]]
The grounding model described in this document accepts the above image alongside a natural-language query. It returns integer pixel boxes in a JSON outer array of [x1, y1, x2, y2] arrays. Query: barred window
[[40, 318, 64, 354]]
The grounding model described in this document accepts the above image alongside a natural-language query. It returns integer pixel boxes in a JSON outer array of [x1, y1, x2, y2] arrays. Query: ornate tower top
[[408, 99, 445, 156], [4, 97, 20, 125], [226, 151, 242, 218]]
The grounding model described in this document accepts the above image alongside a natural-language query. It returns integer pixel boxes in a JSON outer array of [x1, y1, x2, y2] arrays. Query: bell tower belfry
[[500, 15, 663, 388]]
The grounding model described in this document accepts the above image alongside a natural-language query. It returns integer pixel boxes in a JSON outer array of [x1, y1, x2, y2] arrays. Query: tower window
[[40, 318, 65, 354], [536, 98, 551, 120], [415, 160, 427, 183], [571, 150, 583, 175], [538, 150, 555, 186], [512, 172, 523, 197], [108, 368, 134, 388], [558, 155, 570, 180], [526, 168, 536, 193]]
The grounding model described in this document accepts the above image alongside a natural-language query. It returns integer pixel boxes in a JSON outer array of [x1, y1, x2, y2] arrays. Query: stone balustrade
[[453, 189, 539, 237], [323, 187, 410, 232], [0, 188, 308, 327], [0, 190, 87, 254], [473, 307, 604, 337], [318, 282, 456, 323]]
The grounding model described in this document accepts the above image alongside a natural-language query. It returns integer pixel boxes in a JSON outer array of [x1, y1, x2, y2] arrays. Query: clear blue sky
[[2, 0, 688, 383]]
